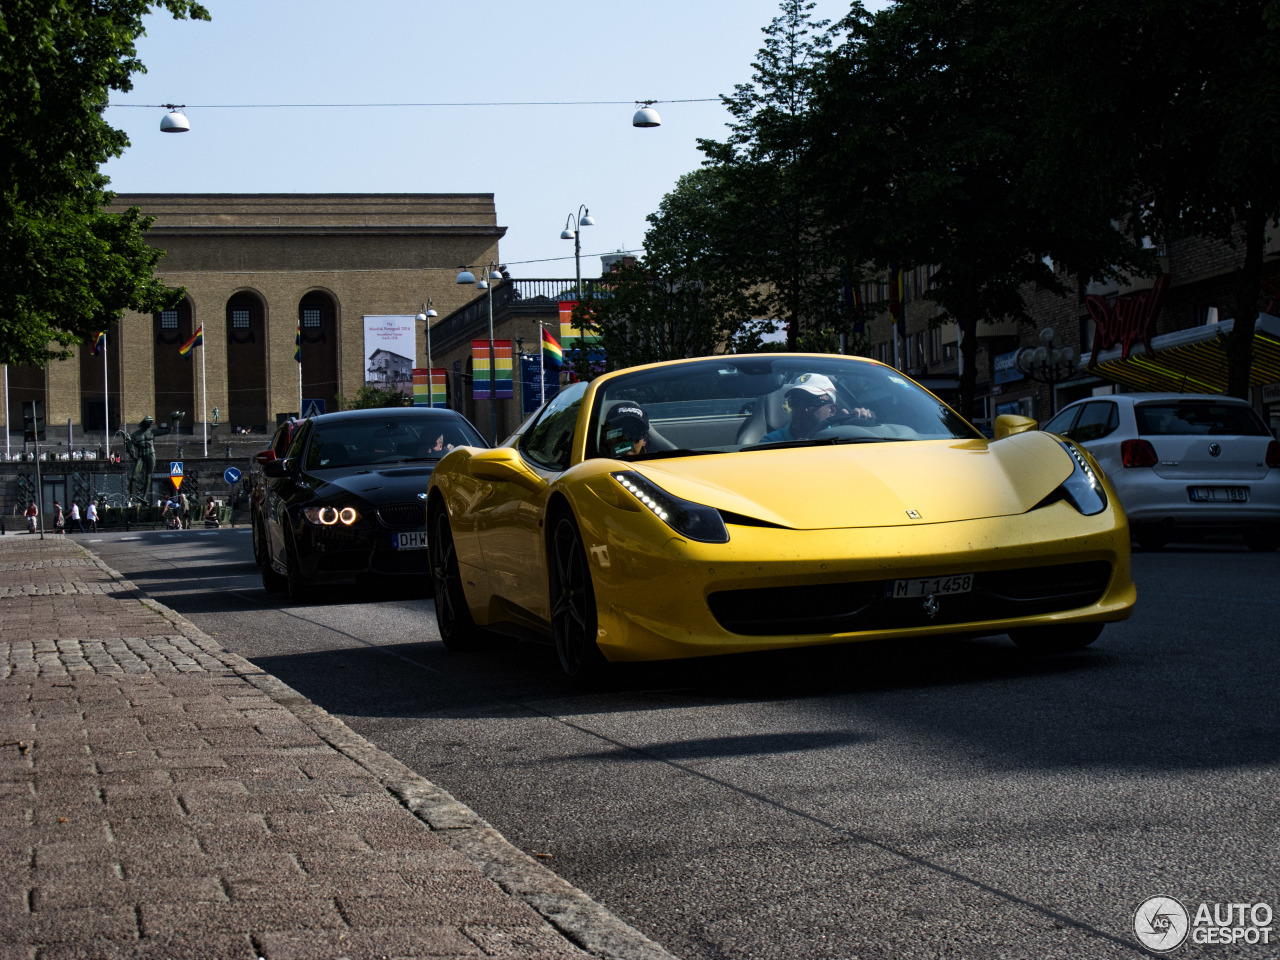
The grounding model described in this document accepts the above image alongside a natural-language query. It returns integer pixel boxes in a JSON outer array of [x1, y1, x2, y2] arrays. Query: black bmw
[[255, 406, 487, 602]]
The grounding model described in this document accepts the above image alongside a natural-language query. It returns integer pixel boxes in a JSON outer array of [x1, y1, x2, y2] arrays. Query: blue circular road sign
[[224, 467, 242, 484]]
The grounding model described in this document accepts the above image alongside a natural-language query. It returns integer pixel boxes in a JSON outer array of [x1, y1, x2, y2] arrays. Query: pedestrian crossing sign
[[170, 461, 183, 490]]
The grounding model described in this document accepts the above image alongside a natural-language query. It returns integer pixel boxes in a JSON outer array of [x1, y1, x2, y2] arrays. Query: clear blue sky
[[103, 0, 876, 281]]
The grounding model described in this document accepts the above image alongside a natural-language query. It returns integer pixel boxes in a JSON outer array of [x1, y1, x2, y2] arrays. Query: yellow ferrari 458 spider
[[426, 354, 1135, 680]]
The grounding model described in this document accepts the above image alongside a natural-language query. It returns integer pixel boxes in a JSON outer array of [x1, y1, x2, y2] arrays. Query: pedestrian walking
[[69, 500, 86, 534], [203, 496, 221, 528], [179, 491, 191, 529], [24, 500, 37, 534], [53, 499, 65, 534], [85, 500, 99, 533]]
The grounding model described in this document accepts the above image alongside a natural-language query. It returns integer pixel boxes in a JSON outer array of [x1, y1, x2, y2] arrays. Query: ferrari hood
[[632, 433, 1076, 530]]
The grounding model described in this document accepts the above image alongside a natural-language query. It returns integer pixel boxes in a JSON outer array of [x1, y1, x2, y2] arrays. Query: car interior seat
[[735, 388, 793, 446]]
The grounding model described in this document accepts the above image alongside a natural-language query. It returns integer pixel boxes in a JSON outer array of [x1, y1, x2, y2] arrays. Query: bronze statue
[[115, 416, 166, 504]]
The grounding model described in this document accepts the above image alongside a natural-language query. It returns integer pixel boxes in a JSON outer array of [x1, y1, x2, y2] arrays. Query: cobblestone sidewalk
[[0, 534, 675, 960]]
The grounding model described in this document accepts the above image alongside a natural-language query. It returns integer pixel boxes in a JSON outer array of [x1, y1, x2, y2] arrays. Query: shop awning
[[1089, 313, 1280, 393]]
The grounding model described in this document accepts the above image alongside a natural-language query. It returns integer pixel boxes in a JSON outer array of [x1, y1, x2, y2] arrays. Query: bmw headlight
[[303, 505, 360, 526], [1055, 441, 1107, 516], [611, 471, 729, 543]]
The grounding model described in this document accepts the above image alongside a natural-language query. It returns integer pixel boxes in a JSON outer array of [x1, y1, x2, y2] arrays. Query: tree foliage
[[336, 385, 412, 411], [0, 0, 210, 368]]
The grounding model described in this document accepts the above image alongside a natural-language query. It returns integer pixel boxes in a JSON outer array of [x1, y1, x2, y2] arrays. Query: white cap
[[786, 372, 836, 402]]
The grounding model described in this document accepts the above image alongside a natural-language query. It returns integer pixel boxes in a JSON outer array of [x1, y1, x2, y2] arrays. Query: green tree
[[808, 0, 1154, 418], [336, 385, 412, 410], [698, 0, 855, 350], [0, 0, 210, 368], [1130, 0, 1280, 398], [572, 168, 759, 373]]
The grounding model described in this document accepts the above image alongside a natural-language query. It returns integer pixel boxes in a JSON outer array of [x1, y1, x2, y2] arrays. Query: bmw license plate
[[393, 531, 429, 550], [1189, 486, 1248, 502], [888, 574, 973, 599]]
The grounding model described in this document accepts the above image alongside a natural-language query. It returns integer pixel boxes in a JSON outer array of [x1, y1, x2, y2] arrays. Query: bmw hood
[[632, 433, 1078, 530], [316, 465, 436, 503]]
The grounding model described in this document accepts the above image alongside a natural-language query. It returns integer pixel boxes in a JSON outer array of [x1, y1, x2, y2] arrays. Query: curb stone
[[83, 545, 680, 960]]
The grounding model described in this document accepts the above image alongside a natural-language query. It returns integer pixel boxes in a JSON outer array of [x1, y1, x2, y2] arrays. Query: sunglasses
[[791, 394, 834, 410]]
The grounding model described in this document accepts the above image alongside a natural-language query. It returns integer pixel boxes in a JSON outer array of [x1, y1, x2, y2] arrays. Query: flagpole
[[539, 322, 546, 407], [102, 338, 110, 460], [201, 334, 207, 457], [298, 354, 302, 416], [3, 365, 9, 460]]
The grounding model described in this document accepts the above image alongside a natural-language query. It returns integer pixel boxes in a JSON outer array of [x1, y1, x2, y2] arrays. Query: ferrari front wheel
[[1009, 623, 1103, 654], [429, 506, 484, 650], [549, 513, 608, 684]]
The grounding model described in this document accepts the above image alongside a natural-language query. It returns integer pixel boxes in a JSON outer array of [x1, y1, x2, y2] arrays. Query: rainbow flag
[[542, 326, 562, 368], [294, 323, 302, 363], [178, 326, 203, 357], [888, 263, 904, 327], [412, 368, 448, 408], [91, 331, 106, 356], [558, 301, 600, 351], [472, 340, 513, 400]]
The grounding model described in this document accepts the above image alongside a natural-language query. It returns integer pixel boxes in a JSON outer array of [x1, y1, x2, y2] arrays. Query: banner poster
[[472, 339, 491, 400], [412, 368, 448, 408], [558, 301, 604, 374], [363, 315, 416, 397], [472, 340, 513, 400], [521, 355, 561, 415]]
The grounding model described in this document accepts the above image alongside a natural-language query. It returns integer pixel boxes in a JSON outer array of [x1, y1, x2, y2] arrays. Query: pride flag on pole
[[413, 368, 448, 408], [542, 326, 563, 369], [294, 323, 302, 362], [92, 331, 106, 356], [178, 326, 203, 357]]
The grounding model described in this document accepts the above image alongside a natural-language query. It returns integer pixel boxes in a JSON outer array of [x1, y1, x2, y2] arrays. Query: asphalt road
[[88, 527, 1280, 960]]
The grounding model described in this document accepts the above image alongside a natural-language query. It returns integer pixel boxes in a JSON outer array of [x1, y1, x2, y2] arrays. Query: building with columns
[[3, 193, 505, 446]]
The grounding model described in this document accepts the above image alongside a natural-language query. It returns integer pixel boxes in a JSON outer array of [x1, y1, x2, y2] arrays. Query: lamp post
[[560, 205, 595, 301], [456, 263, 504, 443], [415, 300, 438, 407], [1015, 328, 1079, 417]]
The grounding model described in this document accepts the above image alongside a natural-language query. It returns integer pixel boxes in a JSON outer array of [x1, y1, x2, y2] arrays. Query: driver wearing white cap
[[759, 373, 873, 444]]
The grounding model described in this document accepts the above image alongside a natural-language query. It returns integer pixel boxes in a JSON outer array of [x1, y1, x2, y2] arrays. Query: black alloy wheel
[[1009, 622, 1104, 654], [549, 512, 608, 683], [429, 506, 484, 650]]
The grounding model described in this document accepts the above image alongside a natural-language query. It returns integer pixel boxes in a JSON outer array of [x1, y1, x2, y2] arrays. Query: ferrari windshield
[[589, 355, 979, 460]]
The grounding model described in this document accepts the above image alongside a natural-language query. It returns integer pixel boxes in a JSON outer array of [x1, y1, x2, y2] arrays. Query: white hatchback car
[[1043, 393, 1280, 551]]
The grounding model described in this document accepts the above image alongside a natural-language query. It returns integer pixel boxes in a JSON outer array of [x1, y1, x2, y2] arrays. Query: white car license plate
[[1188, 486, 1248, 502], [392, 531, 429, 550], [888, 574, 974, 599]]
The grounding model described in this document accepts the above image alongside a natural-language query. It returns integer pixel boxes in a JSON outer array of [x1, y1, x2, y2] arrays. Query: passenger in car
[[603, 402, 650, 459]]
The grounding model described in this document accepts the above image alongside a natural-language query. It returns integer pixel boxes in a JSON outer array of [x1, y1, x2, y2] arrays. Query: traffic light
[[22, 400, 45, 442]]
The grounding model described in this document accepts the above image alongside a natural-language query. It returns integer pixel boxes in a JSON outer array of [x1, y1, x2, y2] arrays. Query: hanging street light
[[456, 263, 505, 443], [160, 105, 190, 132], [632, 100, 661, 128]]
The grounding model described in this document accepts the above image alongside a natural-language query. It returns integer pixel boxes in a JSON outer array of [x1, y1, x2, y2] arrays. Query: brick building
[[2, 194, 506, 447]]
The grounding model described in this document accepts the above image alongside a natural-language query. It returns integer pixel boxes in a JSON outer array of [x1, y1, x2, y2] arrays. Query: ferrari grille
[[376, 502, 426, 530], [706, 561, 1113, 637]]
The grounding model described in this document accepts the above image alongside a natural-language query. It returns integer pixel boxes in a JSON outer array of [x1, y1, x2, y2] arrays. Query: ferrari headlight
[[1056, 441, 1107, 516], [611, 471, 729, 543], [303, 505, 360, 526]]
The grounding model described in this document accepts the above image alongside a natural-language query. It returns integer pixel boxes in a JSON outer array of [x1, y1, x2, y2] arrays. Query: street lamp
[[632, 100, 661, 128], [560, 205, 594, 301], [160, 105, 190, 132], [1015, 328, 1079, 416], [456, 263, 505, 443], [415, 300, 438, 407]]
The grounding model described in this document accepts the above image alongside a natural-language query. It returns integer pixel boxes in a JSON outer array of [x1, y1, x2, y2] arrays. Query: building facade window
[[160, 309, 179, 330]]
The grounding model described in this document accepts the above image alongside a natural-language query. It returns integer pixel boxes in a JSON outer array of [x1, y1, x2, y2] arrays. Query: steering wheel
[[822, 411, 878, 428]]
